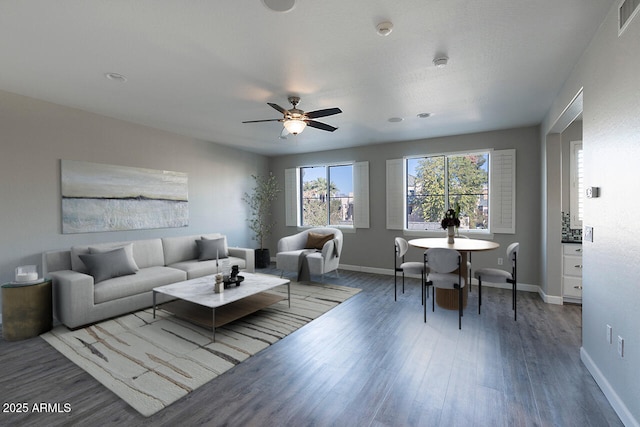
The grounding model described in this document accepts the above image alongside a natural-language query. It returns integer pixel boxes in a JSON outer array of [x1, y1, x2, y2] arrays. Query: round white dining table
[[408, 237, 500, 309]]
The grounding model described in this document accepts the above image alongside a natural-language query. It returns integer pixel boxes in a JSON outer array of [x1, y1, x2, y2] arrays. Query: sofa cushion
[[71, 239, 164, 272], [304, 232, 335, 250], [162, 234, 228, 265], [201, 234, 229, 256], [169, 256, 247, 280], [90, 243, 139, 271], [93, 266, 187, 304], [196, 237, 228, 261], [79, 248, 138, 284]]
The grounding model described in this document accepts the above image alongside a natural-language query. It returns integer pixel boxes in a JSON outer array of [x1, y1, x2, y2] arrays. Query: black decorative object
[[223, 265, 243, 288]]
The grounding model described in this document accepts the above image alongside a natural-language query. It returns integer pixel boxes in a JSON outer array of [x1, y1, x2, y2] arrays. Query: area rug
[[41, 281, 360, 417]]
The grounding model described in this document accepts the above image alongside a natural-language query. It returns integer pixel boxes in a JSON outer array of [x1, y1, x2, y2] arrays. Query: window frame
[[569, 140, 583, 229], [285, 161, 369, 230], [404, 150, 491, 235], [299, 163, 355, 228]]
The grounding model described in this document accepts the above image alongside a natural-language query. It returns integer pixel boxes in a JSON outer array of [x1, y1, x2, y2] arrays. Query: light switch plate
[[584, 226, 593, 242]]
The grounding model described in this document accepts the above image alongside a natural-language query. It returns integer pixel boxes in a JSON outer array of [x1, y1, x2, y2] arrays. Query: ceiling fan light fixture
[[283, 119, 306, 135]]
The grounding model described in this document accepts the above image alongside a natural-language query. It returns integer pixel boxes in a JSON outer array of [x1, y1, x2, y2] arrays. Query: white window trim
[[569, 140, 583, 229], [284, 168, 300, 227], [490, 149, 516, 234], [285, 162, 369, 229], [386, 148, 516, 235]]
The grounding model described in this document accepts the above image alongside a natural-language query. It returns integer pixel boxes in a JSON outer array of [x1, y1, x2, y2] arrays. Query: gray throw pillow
[[89, 243, 139, 271], [79, 247, 138, 283], [196, 238, 228, 261]]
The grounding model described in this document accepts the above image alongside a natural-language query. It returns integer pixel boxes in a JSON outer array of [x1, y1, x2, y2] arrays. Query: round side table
[[1, 279, 52, 341]]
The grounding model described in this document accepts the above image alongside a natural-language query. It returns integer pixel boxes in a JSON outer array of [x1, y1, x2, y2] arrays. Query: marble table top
[[153, 272, 290, 309]]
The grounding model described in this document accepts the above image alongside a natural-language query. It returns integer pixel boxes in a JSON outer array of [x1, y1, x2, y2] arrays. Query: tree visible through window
[[407, 153, 489, 231], [300, 164, 354, 227]]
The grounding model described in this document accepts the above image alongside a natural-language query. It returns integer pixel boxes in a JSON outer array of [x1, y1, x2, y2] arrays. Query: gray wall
[[0, 90, 267, 314], [542, 3, 640, 424], [268, 125, 541, 287]]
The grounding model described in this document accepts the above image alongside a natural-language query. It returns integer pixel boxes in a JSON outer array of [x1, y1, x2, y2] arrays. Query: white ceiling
[[0, 1, 612, 156]]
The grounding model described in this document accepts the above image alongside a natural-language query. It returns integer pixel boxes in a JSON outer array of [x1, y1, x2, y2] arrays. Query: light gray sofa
[[43, 233, 254, 329]]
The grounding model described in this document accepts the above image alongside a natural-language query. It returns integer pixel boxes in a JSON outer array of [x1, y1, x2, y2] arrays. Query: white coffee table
[[153, 272, 290, 341]]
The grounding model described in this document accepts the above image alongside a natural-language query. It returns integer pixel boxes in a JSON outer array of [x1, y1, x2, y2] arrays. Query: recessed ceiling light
[[417, 112, 432, 118], [376, 21, 394, 36], [388, 117, 404, 123], [433, 57, 448, 68], [262, 0, 295, 12], [104, 72, 127, 83]]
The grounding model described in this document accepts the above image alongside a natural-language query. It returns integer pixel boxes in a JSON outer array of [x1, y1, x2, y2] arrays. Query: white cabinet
[[562, 244, 582, 302]]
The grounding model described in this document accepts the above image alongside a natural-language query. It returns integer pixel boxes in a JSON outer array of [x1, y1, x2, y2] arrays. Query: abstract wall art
[[61, 160, 188, 233]]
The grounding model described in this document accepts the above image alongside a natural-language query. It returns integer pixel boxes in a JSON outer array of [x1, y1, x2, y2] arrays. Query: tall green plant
[[242, 173, 280, 249]]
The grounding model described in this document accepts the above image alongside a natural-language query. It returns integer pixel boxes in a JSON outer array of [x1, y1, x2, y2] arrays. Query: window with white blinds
[[569, 141, 583, 229], [284, 161, 369, 228], [386, 149, 516, 234], [489, 149, 516, 234]]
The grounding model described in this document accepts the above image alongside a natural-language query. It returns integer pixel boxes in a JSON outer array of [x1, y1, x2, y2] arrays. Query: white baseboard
[[537, 288, 564, 305], [581, 347, 639, 427]]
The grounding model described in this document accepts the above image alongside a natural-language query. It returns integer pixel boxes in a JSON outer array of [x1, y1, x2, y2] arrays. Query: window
[[285, 162, 369, 228], [300, 164, 354, 227], [387, 149, 515, 234], [569, 141, 583, 229], [406, 152, 490, 231]]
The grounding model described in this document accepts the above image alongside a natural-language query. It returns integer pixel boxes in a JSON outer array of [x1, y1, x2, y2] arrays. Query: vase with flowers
[[441, 203, 461, 244]]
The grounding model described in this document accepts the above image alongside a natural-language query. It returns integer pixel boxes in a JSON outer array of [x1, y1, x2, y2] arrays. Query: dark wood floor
[[0, 267, 622, 427]]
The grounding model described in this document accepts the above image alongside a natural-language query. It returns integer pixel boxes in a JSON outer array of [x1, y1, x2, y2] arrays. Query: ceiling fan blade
[[306, 120, 338, 132], [267, 103, 288, 115], [242, 119, 283, 123], [305, 107, 342, 119]]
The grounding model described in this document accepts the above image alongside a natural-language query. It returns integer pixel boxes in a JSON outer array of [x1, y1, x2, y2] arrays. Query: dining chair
[[474, 242, 519, 321], [394, 237, 426, 302], [424, 248, 465, 329]]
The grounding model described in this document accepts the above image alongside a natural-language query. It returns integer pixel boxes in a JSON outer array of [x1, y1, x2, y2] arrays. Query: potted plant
[[242, 173, 280, 268], [441, 203, 461, 244]]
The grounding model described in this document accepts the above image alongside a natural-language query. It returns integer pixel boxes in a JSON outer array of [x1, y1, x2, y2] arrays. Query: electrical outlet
[[618, 336, 624, 358], [607, 325, 612, 344], [498, 257, 504, 265]]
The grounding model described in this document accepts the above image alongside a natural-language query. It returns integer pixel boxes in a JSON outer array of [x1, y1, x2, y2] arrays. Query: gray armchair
[[276, 227, 343, 281]]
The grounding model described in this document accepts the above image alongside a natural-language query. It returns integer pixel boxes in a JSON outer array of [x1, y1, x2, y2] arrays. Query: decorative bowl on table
[[223, 275, 244, 288]]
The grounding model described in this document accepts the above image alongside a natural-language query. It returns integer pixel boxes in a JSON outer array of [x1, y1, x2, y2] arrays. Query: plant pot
[[255, 248, 271, 269]]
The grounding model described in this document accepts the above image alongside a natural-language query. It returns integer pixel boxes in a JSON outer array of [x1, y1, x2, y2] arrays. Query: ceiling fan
[[242, 96, 342, 136]]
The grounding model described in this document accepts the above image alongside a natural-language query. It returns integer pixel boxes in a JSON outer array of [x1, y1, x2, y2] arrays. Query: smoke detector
[[376, 21, 394, 36], [433, 57, 449, 68], [262, 0, 295, 13]]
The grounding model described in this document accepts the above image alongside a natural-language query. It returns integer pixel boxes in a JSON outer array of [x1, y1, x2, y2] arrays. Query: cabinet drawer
[[563, 276, 583, 298], [563, 244, 583, 255], [563, 256, 583, 277]]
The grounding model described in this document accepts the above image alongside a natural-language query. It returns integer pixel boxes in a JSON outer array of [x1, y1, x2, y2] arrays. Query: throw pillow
[[201, 235, 229, 256], [196, 237, 228, 261], [304, 232, 335, 250], [79, 248, 138, 283], [89, 243, 139, 272]]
